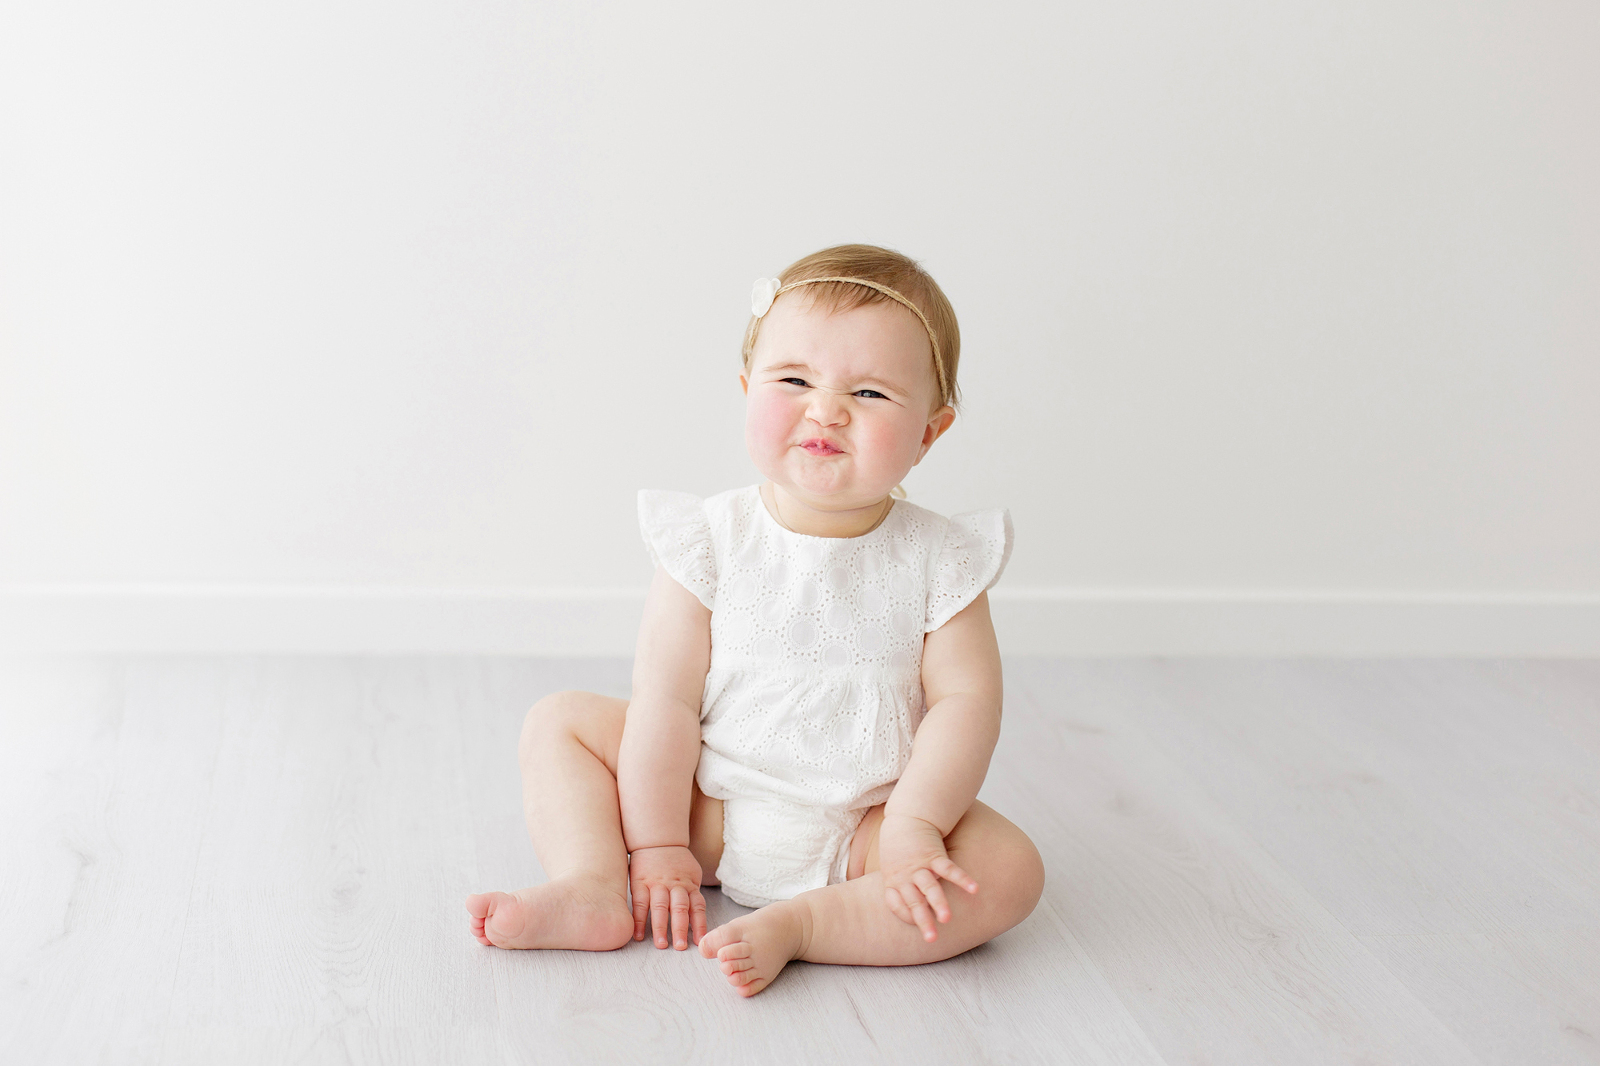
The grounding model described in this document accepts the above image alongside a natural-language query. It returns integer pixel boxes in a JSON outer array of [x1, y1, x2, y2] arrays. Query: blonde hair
[[741, 244, 962, 412]]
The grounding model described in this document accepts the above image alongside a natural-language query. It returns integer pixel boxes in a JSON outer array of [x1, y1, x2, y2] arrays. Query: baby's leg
[[699, 801, 1043, 995], [465, 690, 633, 949], [464, 690, 723, 951]]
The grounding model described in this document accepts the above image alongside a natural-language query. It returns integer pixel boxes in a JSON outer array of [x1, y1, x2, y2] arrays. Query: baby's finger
[[669, 886, 691, 950], [690, 891, 708, 944], [912, 868, 952, 923], [932, 856, 979, 894], [907, 891, 938, 942], [650, 885, 672, 948], [631, 878, 649, 941], [884, 886, 915, 926]]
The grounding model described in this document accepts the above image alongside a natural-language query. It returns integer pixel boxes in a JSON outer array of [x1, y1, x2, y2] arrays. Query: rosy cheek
[[745, 390, 793, 454], [864, 415, 921, 463]]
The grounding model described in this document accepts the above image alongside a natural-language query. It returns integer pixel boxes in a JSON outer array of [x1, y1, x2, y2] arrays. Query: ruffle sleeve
[[923, 508, 1014, 633], [638, 489, 717, 610]]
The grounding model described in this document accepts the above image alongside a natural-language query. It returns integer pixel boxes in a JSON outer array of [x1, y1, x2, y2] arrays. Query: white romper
[[638, 484, 1013, 908]]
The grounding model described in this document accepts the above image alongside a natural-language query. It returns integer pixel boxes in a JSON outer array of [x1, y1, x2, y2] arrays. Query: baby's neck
[[762, 483, 893, 539]]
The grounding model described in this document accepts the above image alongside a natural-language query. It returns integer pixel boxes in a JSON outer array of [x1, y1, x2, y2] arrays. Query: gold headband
[[747, 275, 949, 406]]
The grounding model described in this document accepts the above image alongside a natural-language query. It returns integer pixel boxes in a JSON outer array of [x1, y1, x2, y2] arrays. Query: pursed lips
[[799, 438, 843, 456]]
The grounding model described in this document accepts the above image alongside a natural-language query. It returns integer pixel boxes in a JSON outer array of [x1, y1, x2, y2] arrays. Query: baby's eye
[[855, 389, 886, 399], [780, 377, 809, 387]]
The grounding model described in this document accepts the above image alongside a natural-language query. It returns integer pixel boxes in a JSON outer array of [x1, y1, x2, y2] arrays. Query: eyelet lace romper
[[638, 484, 1013, 909]]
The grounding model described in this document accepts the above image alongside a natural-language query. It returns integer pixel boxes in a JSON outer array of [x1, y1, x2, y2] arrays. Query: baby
[[466, 244, 1044, 997]]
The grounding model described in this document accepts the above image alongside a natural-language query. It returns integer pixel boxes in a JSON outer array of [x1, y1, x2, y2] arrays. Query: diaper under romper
[[638, 484, 1013, 908]]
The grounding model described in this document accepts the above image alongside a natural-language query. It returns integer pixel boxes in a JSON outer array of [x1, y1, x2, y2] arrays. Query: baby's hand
[[876, 813, 979, 942], [628, 845, 708, 950]]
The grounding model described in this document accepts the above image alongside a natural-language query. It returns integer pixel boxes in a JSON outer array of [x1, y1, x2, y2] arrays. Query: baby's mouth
[[799, 438, 843, 456]]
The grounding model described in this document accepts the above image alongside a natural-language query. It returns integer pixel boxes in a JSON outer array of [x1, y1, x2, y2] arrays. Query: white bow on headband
[[751, 277, 782, 317]]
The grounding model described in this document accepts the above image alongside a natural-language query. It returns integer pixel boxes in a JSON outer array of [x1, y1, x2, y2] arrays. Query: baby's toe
[[716, 941, 753, 962], [719, 957, 753, 975], [698, 922, 740, 958]]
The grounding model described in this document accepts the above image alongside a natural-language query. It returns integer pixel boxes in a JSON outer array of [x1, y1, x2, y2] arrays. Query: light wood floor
[[2, 657, 1598, 1064]]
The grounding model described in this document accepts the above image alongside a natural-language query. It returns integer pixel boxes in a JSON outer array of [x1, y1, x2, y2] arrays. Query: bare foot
[[697, 899, 811, 997], [465, 876, 632, 951]]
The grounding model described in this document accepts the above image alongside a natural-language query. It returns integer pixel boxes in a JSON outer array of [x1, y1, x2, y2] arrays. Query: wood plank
[[24, 655, 1595, 1063], [0, 656, 229, 1061], [1040, 659, 1600, 1063], [1085, 659, 1600, 936], [160, 658, 493, 1043], [1112, 659, 1600, 934], [1290, 660, 1600, 918], [1482, 660, 1600, 764], [1359, 931, 1600, 1066], [1000, 658, 1482, 1065]]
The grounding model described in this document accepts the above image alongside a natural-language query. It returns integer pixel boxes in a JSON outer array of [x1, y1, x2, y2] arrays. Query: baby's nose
[[806, 388, 850, 425]]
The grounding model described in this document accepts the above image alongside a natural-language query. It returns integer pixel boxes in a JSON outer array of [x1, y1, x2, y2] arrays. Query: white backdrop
[[2, 1, 1596, 654]]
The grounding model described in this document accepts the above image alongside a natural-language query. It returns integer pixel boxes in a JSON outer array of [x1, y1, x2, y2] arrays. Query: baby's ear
[[739, 372, 749, 396]]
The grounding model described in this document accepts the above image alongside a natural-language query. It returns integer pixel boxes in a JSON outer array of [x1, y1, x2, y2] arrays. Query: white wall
[[2, 1, 1597, 654]]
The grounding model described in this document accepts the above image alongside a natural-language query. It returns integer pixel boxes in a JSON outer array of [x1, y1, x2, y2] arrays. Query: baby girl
[[465, 244, 1044, 996]]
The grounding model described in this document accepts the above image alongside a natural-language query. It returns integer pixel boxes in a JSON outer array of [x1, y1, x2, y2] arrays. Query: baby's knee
[[987, 831, 1045, 926], [519, 690, 598, 756]]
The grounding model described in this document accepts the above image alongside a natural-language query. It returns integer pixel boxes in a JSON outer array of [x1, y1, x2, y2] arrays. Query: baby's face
[[741, 292, 954, 512]]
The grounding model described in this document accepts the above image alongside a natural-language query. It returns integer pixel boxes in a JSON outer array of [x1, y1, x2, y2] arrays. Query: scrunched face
[[741, 291, 956, 534]]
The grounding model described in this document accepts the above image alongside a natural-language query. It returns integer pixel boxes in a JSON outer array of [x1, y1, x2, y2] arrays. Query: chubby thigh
[[843, 798, 1020, 881], [846, 802, 889, 880]]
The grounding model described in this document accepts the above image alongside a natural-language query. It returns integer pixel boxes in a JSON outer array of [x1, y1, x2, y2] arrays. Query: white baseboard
[[1, 585, 1597, 657]]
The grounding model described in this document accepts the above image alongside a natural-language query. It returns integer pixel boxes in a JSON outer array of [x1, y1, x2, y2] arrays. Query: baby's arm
[[879, 589, 1004, 940], [615, 564, 712, 949]]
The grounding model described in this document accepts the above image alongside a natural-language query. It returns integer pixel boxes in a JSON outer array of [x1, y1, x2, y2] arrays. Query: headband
[[747, 275, 949, 405]]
